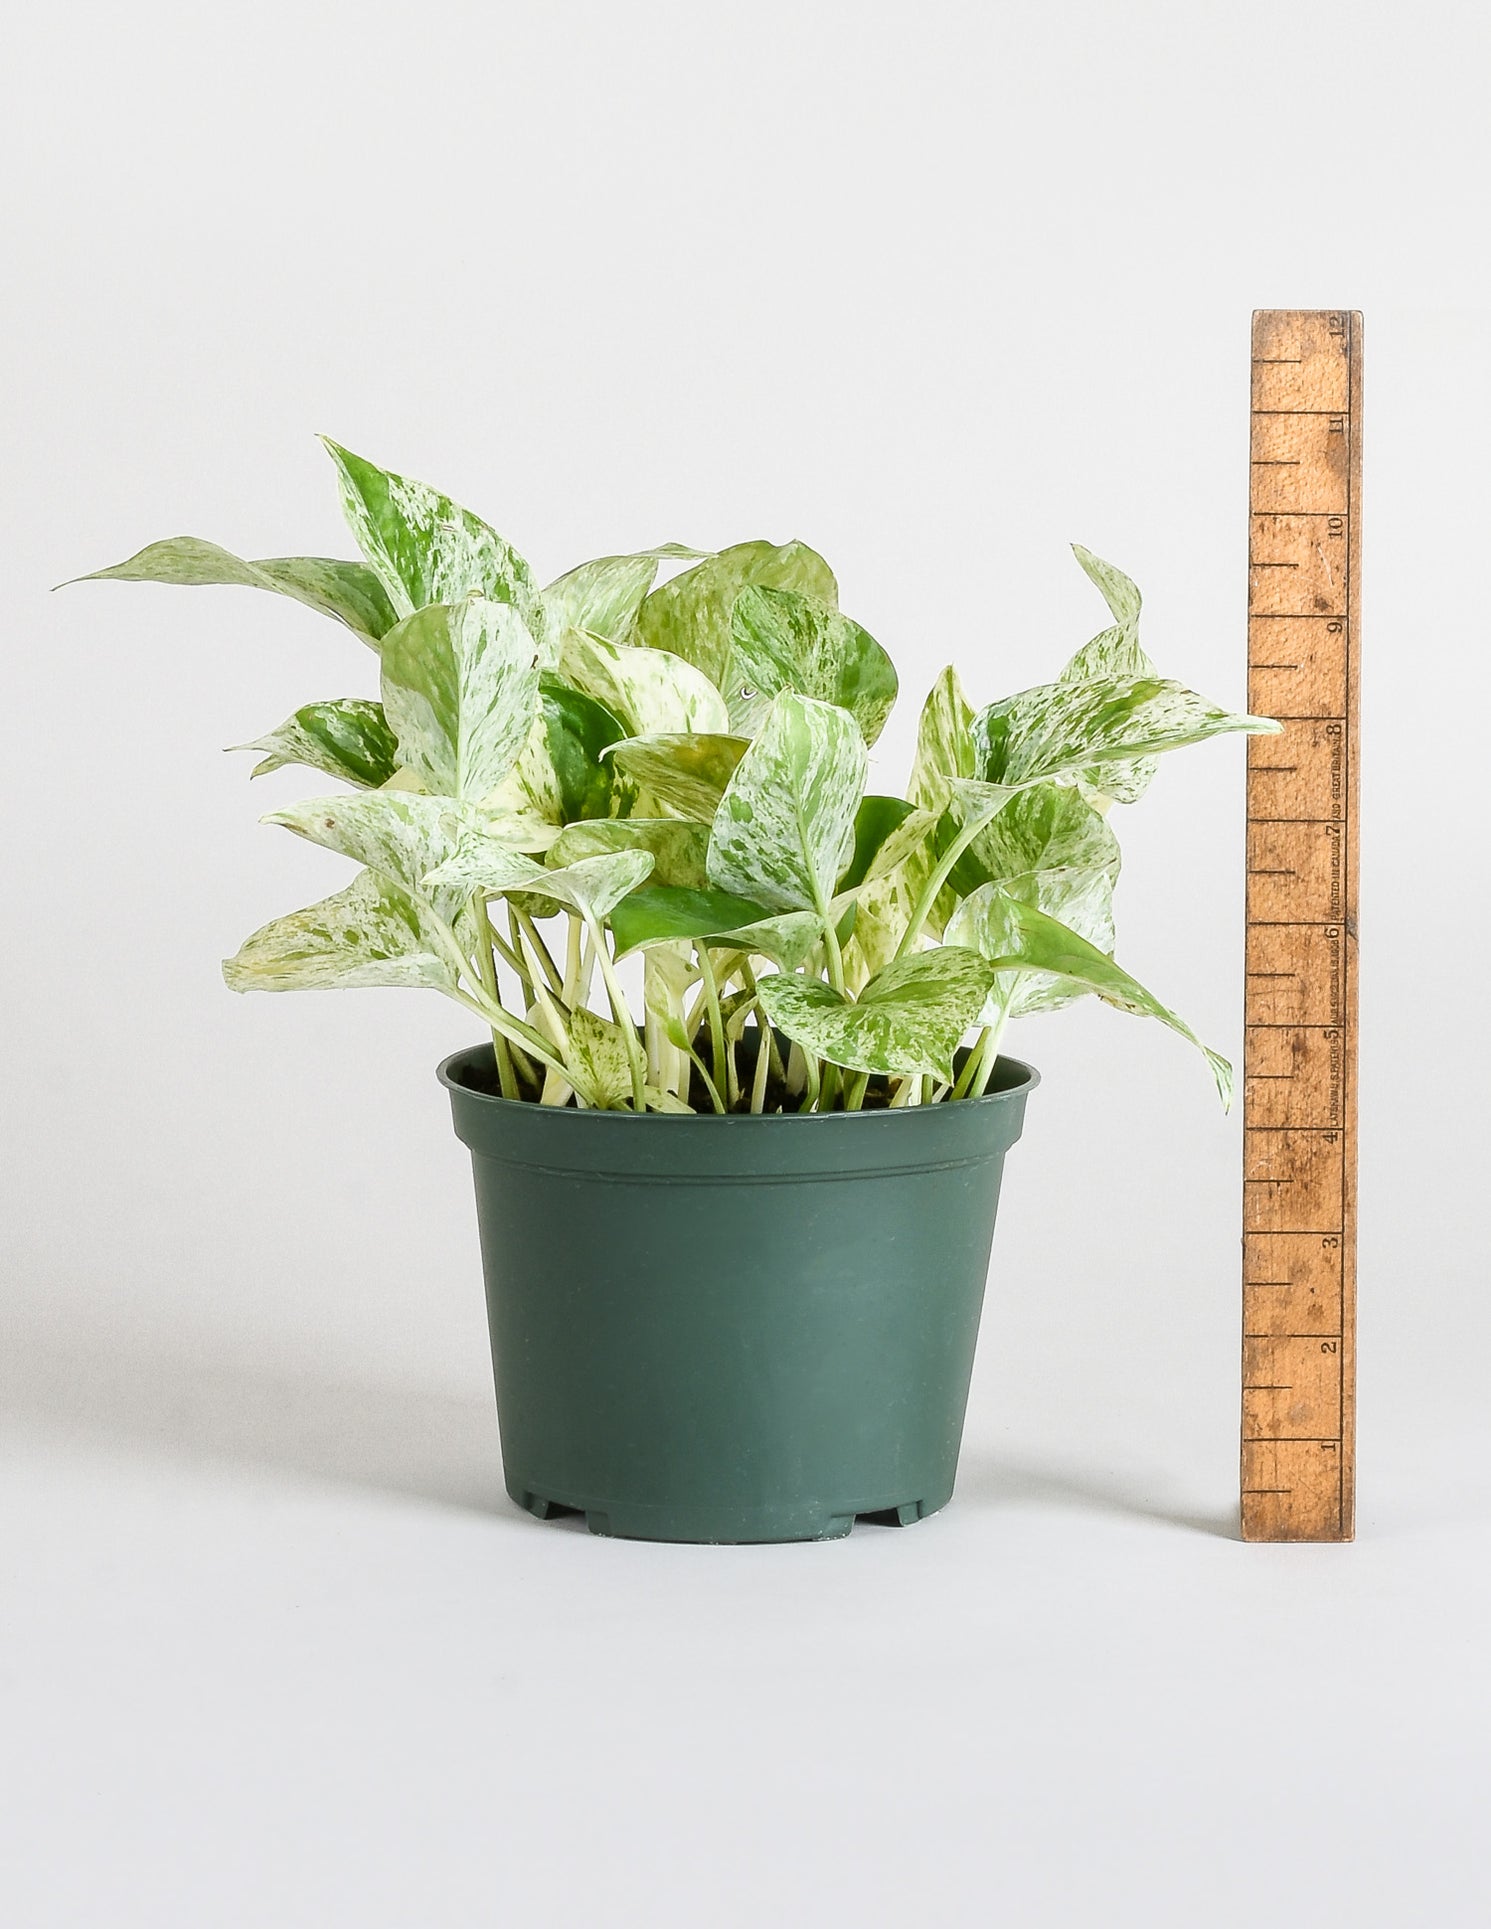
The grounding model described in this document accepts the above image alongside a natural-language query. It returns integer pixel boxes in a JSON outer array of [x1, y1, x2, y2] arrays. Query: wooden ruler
[[1241, 310, 1362, 1542]]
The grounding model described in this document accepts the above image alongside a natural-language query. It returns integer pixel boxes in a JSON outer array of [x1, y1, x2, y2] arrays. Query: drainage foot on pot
[[514, 1488, 584, 1524]]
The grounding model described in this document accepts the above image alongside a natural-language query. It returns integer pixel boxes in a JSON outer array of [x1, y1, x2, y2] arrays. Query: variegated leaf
[[908, 666, 976, 812], [548, 818, 710, 890], [946, 886, 1232, 1104], [559, 627, 730, 737], [973, 675, 1279, 789], [635, 540, 838, 690], [562, 1006, 636, 1110], [483, 677, 628, 828], [1059, 549, 1158, 802], [542, 545, 706, 644], [1070, 544, 1143, 633], [942, 781, 1120, 899], [234, 699, 399, 789], [380, 596, 541, 802], [65, 537, 397, 644], [836, 798, 938, 898], [756, 947, 998, 1080], [610, 885, 821, 967], [424, 839, 654, 927], [606, 733, 749, 821], [707, 692, 867, 916], [949, 863, 1117, 1018], [843, 866, 919, 990], [321, 439, 544, 638], [726, 586, 898, 746], [264, 791, 509, 925], [223, 868, 456, 993]]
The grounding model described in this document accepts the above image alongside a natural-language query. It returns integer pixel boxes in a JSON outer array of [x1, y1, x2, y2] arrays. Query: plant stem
[[563, 915, 584, 1004], [590, 920, 648, 1112], [822, 915, 848, 996], [969, 1009, 1012, 1097], [471, 895, 519, 1101], [749, 1017, 772, 1112], [893, 810, 997, 962], [800, 1050, 821, 1113], [697, 947, 729, 1103], [514, 907, 565, 998], [844, 1070, 871, 1111]]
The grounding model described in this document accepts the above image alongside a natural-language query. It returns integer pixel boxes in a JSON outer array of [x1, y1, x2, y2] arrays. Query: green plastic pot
[[439, 1044, 1038, 1544]]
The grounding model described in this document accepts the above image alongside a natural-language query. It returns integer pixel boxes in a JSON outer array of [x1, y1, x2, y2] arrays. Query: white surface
[[3, 2, 1489, 1922]]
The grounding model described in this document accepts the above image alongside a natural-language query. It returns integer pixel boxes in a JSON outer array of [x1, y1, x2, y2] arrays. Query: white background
[[4, 3, 1489, 1923]]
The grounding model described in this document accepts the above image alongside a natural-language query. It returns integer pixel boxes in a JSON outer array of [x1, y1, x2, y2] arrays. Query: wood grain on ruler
[[1243, 310, 1361, 1542]]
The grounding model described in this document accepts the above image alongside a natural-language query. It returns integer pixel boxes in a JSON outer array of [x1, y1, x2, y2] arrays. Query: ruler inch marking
[[1242, 310, 1360, 1543]]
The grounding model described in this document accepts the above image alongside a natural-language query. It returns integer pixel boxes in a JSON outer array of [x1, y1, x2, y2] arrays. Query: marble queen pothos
[[69, 440, 1278, 1114]]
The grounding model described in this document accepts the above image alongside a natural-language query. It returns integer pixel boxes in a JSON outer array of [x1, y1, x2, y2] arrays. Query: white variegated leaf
[[1070, 545, 1143, 632], [953, 782, 1120, 893], [559, 627, 730, 737], [973, 675, 1279, 789], [548, 818, 710, 889], [380, 596, 541, 801], [606, 733, 749, 821], [424, 838, 654, 927], [707, 692, 867, 915], [233, 699, 399, 789], [635, 540, 838, 689], [756, 947, 998, 1080], [65, 537, 397, 644], [562, 1006, 636, 1110], [223, 869, 456, 993], [726, 586, 898, 745], [908, 666, 976, 812], [950, 863, 1117, 1018], [321, 439, 544, 640], [946, 886, 1232, 1105], [263, 791, 508, 925], [1059, 551, 1159, 802], [542, 546, 706, 644]]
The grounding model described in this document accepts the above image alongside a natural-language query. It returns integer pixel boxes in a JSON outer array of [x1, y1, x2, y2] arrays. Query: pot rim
[[437, 1041, 1040, 1124]]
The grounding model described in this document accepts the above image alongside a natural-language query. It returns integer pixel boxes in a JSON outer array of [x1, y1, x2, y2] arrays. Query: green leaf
[[726, 586, 898, 745], [561, 1006, 637, 1110], [945, 887, 1232, 1104], [542, 545, 705, 644], [223, 868, 455, 993], [707, 692, 867, 915], [379, 596, 541, 801], [836, 795, 921, 894], [756, 948, 998, 1080], [606, 733, 749, 821], [233, 699, 400, 789], [610, 885, 822, 967], [64, 537, 397, 644], [548, 818, 710, 889], [635, 540, 838, 689], [973, 675, 1279, 789], [321, 439, 543, 636], [558, 627, 730, 737]]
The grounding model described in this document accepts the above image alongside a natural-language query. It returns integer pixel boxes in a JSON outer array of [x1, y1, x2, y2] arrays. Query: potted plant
[[71, 442, 1276, 1543]]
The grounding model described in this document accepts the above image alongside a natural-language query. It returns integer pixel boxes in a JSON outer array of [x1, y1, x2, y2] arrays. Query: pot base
[[510, 1480, 952, 1544]]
